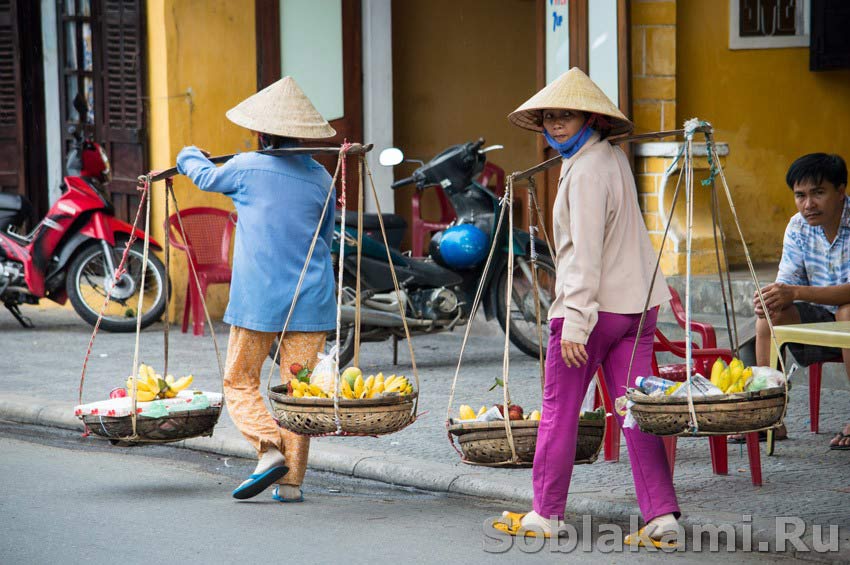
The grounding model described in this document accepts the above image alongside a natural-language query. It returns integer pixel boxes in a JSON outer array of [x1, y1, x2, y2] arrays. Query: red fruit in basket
[[508, 405, 524, 421], [289, 363, 303, 376], [109, 387, 127, 399], [494, 404, 505, 416], [286, 381, 294, 395]]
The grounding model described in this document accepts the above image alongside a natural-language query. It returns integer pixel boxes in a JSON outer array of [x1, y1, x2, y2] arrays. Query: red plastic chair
[[408, 162, 506, 257], [165, 207, 237, 336], [808, 355, 845, 433], [600, 286, 764, 486], [410, 188, 455, 257], [478, 162, 506, 196]]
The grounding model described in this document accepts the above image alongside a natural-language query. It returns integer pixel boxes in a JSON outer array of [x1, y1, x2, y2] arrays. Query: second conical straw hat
[[225, 76, 336, 139], [508, 67, 633, 137]]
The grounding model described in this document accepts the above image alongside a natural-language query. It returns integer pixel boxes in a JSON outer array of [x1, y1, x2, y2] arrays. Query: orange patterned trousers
[[224, 326, 326, 486]]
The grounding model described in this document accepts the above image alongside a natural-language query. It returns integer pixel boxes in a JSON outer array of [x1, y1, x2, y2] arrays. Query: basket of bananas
[[75, 363, 221, 445], [625, 358, 787, 437], [447, 405, 605, 467], [269, 366, 417, 436]]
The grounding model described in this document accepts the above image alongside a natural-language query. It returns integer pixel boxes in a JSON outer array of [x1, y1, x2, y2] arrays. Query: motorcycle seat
[[0, 193, 33, 232], [0, 193, 31, 212], [334, 210, 407, 231], [401, 257, 464, 288]]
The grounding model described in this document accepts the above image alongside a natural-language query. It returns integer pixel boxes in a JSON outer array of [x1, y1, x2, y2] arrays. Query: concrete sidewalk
[[2, 305, 848, 561]]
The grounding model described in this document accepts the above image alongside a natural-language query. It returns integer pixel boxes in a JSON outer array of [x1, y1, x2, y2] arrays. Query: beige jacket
[[549, 132, 671, 343]]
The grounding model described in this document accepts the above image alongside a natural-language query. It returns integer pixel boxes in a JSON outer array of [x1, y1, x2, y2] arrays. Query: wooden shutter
[[0, 0, 24, 198], [96, 0, 146, 222], [811, 0, 850, 71]]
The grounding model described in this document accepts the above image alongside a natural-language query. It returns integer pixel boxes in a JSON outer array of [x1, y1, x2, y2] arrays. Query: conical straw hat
[[508, 67, 633, 137], [225, 76, 336, 139]]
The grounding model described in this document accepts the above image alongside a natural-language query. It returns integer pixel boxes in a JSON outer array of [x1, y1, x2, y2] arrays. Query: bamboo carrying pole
[[148, 144, 374, 182]]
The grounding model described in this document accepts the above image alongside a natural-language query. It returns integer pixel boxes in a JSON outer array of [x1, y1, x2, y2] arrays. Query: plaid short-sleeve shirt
[[776, 196, 850, 313]]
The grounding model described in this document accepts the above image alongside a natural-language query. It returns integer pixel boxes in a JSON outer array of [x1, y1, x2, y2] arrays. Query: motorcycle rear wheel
[[67, 241, 168, 332], [495, 252, 556, 359]]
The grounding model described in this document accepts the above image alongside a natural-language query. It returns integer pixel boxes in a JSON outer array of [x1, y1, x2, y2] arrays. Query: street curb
[[1, 397, 845, 562]]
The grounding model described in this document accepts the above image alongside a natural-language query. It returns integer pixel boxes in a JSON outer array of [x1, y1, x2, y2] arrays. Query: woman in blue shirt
[[177, 77, 336, 502]]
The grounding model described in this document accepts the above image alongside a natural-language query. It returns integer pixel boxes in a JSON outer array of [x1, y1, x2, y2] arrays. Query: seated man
[[753, 153, 850, 449]]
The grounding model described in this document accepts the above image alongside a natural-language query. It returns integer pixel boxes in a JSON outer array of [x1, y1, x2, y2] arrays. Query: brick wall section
[[631, 0, 676, 133]]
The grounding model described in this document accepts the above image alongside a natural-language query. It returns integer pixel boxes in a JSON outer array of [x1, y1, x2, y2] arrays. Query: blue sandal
[[272, 485, 304, 503], [232, 465, 289, 500]]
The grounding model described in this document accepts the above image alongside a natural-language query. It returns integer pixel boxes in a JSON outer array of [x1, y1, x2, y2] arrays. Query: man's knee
[[836, 304, 850, 321]]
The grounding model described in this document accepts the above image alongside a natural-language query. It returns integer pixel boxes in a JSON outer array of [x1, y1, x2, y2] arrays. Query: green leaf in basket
[[296, 368, 311, 383], [488, 377, 504, 392]]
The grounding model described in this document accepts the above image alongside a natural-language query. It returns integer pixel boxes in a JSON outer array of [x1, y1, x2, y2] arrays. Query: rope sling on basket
[[266, 143, 421, 437], [73, 144, 370, 445], [620, 119, 789, 438], [75, 174, 226, 446], [445, 173, 605, 467]]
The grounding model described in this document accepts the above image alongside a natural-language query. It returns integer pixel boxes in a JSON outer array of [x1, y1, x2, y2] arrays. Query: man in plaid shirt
[[753, 153, 850, 449]]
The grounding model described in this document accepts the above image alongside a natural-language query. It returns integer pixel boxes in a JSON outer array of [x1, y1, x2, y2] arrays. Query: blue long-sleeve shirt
[[177, 146, 336, 332]]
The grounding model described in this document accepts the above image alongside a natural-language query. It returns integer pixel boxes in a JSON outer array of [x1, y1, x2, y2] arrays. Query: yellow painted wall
[[391, 0, 538, 246], [146, 0, 256, 321], [677, 1, 850, 264]]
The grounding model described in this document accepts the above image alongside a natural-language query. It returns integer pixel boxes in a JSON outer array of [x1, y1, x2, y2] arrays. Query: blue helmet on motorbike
[[434, 224, 489, 270]]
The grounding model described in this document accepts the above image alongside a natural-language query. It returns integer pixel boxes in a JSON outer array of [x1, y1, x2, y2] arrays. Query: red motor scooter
[[0, 97, 167, 332]]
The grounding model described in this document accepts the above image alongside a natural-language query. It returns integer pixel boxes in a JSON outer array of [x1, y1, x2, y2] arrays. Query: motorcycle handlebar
[[391, 175, 417, 190]]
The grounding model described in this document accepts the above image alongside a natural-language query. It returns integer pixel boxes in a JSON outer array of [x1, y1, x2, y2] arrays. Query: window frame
[[729, 0, 810, 50]]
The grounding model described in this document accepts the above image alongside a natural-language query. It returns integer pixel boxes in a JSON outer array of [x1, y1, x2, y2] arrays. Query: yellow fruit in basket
[[368, 382, 384, 398], [710, 358, 726, 386], [364, 375, 375, 392], [529, 410, 541, 421], [308, 384, 324, 397], [341, 367, 362, 390], [292, 389, 304, 398], [340, 380, 355, 399], [403, 384, 413, 395], [459, 405, 476, 420], [354, 375, 365, 398], [477, 406, 487, 417], [128, 389, 156, 402], [171, 375, 193, 392]]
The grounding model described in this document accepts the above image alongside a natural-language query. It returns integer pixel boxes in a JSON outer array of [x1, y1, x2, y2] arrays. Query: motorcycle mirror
[[379, 147, 404, 167], [478, 144, 505, 154]]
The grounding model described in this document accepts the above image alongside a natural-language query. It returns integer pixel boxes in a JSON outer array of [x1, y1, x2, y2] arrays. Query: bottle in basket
[[635, 376, 678, 395]]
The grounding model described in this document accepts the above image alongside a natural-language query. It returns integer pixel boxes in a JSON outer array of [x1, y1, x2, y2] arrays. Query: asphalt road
[[0, 421, 802, 565]]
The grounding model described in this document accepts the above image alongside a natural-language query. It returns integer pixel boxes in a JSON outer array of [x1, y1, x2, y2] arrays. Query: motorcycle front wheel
[[495, 252, 556, 359], [66, 241, 168, 332]]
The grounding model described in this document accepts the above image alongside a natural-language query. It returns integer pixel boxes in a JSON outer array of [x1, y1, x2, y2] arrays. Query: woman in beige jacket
[[497, 69, 681, 546]]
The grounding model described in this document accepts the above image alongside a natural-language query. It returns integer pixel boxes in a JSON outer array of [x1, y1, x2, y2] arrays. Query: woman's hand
[[560, 339, 588, 368]]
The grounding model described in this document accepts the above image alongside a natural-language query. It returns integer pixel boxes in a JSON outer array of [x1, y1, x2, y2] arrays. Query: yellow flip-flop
[[491, 512, 551, 539], [624, 526, 681, 548]]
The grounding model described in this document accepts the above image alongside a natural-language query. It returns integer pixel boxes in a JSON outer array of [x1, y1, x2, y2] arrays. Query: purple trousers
[[532, 310, 680, 522]]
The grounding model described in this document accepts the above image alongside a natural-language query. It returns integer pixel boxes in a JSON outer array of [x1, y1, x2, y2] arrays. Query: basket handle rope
[[625, 124, 789, 436], [78, 176, 155, 440], [362, 158, 421, 416], [445, 183, 509, 460]]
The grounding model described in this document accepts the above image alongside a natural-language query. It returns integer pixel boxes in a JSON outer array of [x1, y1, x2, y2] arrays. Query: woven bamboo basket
[[81, 406, 221, 445], [626, 387, 786, 437], [448, 418, 605, 467], [269, 385, 416, 436]]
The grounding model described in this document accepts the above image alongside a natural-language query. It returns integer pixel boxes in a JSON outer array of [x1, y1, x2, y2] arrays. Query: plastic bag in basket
[[309, 344, 338, 394]]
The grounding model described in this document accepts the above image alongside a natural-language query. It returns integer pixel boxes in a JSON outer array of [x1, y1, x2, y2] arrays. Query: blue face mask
[[543, 123, 594, 159]]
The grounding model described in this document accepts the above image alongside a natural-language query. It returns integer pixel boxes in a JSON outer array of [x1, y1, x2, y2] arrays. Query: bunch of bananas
[[290, 367, 414, 399], [125, 363, 193, 402], [710, 357, 752, 394]]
